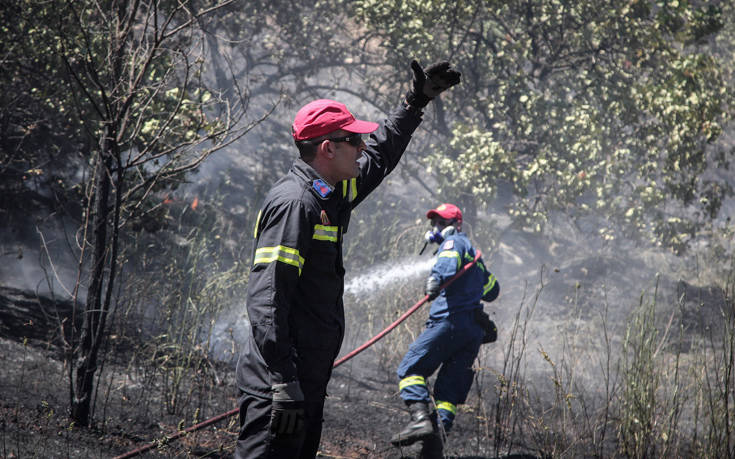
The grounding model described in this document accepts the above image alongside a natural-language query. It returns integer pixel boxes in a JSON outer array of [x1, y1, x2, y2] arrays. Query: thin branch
[[36, 228, 74, 298]]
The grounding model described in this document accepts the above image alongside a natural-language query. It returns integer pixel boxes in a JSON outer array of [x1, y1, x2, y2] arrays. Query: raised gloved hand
[[406, 60, 461, 109], [425, 275, 441, 301], [270, 381, 305, 436]]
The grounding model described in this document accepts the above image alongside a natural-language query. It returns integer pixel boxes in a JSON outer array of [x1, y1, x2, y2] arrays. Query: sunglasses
[[431, 218, 453, 227], [314, 133, 364, 147]]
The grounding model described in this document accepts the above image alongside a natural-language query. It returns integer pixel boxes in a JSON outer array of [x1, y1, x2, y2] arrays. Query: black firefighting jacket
[[236, 103, 422, 398]]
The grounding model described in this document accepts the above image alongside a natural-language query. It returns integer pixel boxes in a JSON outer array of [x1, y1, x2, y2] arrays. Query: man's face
[[327, 131, 365, 181], [430, 217, 452, 231]]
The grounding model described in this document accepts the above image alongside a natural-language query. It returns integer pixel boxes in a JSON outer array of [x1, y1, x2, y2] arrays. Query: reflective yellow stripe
[[253, 210, 262, 238], [484, 273, 497, 295], [342, 178, 357, 202], [253, 245, 305, 275], [313, 224, 338, 242], [438, 250, 461, 270], [436, 401, 456, 415], [398, 375, 426, 391]]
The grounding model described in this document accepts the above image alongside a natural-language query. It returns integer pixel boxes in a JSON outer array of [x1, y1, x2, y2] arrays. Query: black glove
[[425, 276, 441, 301], [406, 60, 461, 108], [270, 381, 305, 436], [474, 309, 497, 344], [482, 278, 500, 303]]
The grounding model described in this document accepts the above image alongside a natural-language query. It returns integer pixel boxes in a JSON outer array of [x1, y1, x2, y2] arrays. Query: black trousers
[[234, 390, 325, 459]]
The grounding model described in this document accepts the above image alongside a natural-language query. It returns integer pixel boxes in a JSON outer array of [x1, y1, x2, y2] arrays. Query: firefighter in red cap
[[235, 61, 461, 459], [391, 203, 499, 457]]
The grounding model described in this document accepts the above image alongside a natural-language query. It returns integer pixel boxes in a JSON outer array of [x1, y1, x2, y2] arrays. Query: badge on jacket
[[312, 179, 332, 198], [320, 210, 331, 225]]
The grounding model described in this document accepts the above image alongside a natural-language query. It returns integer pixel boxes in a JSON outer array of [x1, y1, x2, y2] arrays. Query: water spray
[[344, 256, 434, 296]]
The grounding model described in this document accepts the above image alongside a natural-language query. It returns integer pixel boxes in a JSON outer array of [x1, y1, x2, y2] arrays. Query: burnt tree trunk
[[70, 128, 116, 426]]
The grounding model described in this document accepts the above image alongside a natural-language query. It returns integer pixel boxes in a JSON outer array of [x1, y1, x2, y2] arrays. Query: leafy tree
[[352, 0, 734, 253], [203, 0, 381, 183], [1, 0, 263, 426]]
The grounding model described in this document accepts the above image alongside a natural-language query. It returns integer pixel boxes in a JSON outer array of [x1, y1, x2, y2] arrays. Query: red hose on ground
[[113, 250, 481, 459]]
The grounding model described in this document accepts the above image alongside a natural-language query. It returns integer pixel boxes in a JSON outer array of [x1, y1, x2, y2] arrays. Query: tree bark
[[70, 130, 113, 426]]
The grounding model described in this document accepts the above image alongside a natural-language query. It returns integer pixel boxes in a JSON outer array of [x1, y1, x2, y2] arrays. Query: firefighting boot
[[390, 401, 436, 447]]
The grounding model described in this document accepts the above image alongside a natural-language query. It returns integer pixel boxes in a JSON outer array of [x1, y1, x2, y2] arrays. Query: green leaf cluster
[[1, 0, 239, 227], [353, 0, 734, 252]]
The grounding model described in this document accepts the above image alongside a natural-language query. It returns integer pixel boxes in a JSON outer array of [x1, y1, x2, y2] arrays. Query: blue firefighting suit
[[235, 102, 423, 459], [396, 229, 499, 432]]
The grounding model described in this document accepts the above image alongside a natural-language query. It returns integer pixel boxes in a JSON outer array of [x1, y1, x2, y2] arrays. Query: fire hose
[[113, 250, 481, 459]]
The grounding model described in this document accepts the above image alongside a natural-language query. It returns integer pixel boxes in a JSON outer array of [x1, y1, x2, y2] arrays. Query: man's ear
[[318, 140, 335, 159]]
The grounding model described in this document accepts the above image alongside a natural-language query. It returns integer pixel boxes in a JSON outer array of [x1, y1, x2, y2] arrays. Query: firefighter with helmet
[[391, 203, 500, 457]]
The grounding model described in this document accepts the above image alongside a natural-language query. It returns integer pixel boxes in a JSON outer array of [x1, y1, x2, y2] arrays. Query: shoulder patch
[[441, 239, 454, 250], [312, 179, 333, 198]]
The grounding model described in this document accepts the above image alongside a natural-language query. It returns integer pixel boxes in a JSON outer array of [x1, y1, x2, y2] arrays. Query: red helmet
[[426, 203, 462, 223]]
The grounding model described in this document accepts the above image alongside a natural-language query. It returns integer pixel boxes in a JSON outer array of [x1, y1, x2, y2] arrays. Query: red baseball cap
[[426, 203, 463, 222], [292, 99, 379, 141]]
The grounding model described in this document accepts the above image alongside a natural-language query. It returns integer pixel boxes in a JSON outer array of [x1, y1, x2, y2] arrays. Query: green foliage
[[619, 289, 663, 457], [1, 0, 245, 226], [691, 260, 735, 457], [352, 0, 734, 253], [0, 1, 88, 222]]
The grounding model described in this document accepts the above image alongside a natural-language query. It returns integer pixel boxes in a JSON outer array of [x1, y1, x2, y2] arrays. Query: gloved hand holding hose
[[270, 381, 305, 436], [425, 275, 441, 301]]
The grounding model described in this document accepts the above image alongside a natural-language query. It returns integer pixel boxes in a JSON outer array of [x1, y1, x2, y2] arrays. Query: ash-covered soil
[[0, 296, 523, 459], [0, 337, 519, 458], [325, 355, 517, 459]]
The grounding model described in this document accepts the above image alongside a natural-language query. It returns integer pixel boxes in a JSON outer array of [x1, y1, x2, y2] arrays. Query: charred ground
[[0, 286, 535, 459]]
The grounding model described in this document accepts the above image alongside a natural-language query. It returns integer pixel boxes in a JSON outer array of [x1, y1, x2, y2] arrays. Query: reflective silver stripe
[[342, 178, 357, 202], [398, 375, 426, 391], [313, 224, 338, 242], [253, 245, 305, 275]]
